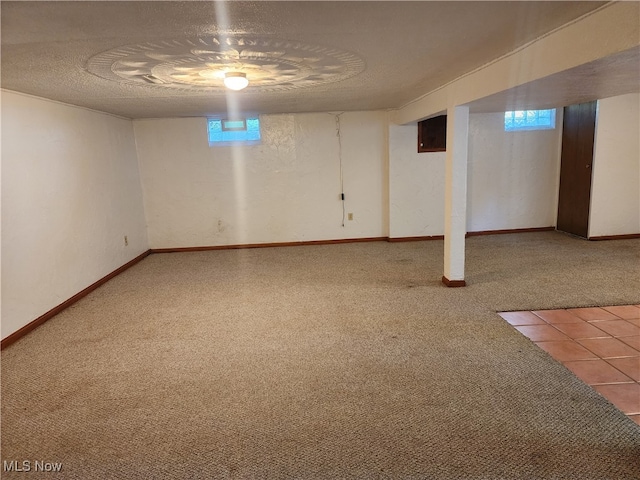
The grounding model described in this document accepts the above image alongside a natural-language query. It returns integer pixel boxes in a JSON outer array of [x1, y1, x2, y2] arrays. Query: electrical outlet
[[348, 213, 354, 221], [124, 235, 129, 246]]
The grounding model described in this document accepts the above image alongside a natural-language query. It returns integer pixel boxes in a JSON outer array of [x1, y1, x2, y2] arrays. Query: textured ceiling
[[1, 1, 628, 119], [468, 46, 640, 113]]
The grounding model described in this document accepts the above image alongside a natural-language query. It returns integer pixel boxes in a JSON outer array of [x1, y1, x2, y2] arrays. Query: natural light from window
[[504, 109, 556, 132], [208, 117, 261, 146]]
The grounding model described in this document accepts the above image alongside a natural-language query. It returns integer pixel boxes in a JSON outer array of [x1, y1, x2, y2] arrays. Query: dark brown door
[[557, 101, 597, 238]]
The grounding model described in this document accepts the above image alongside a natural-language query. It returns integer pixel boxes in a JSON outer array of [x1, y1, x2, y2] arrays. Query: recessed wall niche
[[418, 115, 447, 153]]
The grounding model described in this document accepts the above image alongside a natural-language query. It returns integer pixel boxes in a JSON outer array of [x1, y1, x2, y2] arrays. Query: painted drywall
[[1, 91, 148, 339], [389, 112, 562, 238], [134, 111, 388, 248], [395, 2, 639, 124], [444, 106, 470, 281], [388, 124, 446, 238], [589, 93, 640, 237], [466, 111, 562, 232]]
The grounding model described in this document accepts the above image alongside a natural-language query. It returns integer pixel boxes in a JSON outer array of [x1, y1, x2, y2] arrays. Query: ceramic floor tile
[[602, 305, 640, 320], [567, 307, 620, 321], [577, 337, 639, 359], [588, 320, 640, 337], [593, 383, 640, 415], [605, 357, 640, 382], [535, 341, 598, 362], [551, 322, 610, 340], [514, 325, 569, 342], [503, 305, 640, 422], [562, 359, 634, 385], [498, 311, 547, 326], [618, 336, 640, 350], [531, 309, 584, 324]]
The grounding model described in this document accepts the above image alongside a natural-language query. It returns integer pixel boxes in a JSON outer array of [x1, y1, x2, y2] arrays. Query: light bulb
[[224, 72, 249, 91]]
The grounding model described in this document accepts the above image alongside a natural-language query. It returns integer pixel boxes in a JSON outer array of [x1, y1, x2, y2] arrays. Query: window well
[[208, 117, 261, 146]]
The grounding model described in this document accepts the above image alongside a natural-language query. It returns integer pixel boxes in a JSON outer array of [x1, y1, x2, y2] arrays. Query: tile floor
[[499, 305, 640, 426]]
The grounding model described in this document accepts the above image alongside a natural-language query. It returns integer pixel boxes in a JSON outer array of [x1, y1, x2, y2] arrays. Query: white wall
[[389, 124, 446, 238], [388, 112, 562, 237], [1, 87, 633, 343], [134, 111, 388, 248], [1, 91, 148, 339], [466, 112, 562, 232], [589, 93, 640, 237]]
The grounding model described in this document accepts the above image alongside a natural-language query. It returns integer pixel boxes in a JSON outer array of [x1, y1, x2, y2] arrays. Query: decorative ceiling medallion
[[86, 37, 365, 92]]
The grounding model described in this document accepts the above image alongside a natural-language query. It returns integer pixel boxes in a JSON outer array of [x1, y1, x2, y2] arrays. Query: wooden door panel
[[557, 101, 596, 238]]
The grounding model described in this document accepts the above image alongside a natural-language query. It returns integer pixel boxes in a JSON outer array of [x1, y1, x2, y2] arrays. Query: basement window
[[504, 109, 556, 131], [208, 117, 261, 146]]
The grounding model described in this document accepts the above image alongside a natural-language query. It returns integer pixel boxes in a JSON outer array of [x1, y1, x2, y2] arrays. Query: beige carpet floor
[[2, 231, 640, 479]]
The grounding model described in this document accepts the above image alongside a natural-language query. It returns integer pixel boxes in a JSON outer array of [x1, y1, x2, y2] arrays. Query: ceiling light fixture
[[224, 72, 249, 91]]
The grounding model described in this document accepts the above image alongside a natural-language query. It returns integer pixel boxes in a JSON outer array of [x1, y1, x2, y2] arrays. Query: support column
[[442, 105, 469, 287]]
